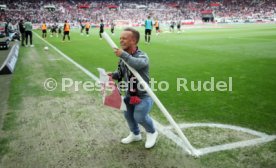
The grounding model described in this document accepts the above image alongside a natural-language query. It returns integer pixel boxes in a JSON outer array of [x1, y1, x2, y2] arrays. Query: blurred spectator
[[24, 18, 34, 47]]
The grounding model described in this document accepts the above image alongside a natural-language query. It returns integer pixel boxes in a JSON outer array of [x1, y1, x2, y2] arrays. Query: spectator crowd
[[0, 0, 275, 26]]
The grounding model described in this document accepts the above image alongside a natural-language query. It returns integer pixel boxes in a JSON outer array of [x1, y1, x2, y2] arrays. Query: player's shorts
[[64, 31, 70, 35], [52, 29, 57, 33], [177, 25, 180, 29], [100, 29, 104, 33], [155, 27, 159, 31], [145, 29, 151, 35], [86, 28, 89, 32], [42, 30, 46, 33]]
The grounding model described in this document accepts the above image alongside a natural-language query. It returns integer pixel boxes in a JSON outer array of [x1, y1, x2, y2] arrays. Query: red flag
[[103, 76, 122, 109], [98, 68, 126, 111]]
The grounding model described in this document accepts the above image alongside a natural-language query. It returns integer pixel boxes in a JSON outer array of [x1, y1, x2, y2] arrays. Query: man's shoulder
[[136, 50, 148, 58]]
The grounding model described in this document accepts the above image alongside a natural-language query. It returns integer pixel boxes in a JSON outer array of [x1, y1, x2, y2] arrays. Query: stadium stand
[[0, 0, 275, 26]]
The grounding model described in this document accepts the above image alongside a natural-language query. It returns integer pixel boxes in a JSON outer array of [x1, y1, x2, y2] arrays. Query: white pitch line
[[34, 33, 99, 82], [228, 37, 274, 41], [198, 135, 276, 156], [165, 123, 276, 156], [165, 123, 269, 137], [153, 120, 194, 155]]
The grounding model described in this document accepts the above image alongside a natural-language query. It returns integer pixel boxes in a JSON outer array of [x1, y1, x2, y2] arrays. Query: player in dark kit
[[80, 20, 85, 35], [99, 19, 104, 40], [51, 23, 58, 37], [58, 25, 62, 37], [170, 21, 175, 32], [110, 21, 115, 35], [177, 20, 181, 33], [18, 19, 25, 46]]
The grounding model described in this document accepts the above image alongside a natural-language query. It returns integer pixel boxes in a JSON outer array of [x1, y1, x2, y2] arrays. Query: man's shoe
[[145, 131, 158, 148], [121, 132, 142, 144]]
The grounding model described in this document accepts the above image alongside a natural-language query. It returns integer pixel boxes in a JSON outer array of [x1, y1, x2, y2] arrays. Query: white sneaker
[[121, 132, 142, 144], [30, 45, 34, 47], [145, 131, 158, 148]]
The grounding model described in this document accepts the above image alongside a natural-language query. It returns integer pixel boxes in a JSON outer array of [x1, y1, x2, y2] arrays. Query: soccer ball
[[44, 46, 49, 50]]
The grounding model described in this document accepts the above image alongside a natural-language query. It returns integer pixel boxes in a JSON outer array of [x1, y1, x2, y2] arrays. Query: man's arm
[[118, 50, 148, 71], [111, 71, 120, 80], [109, 60, 123, 80]]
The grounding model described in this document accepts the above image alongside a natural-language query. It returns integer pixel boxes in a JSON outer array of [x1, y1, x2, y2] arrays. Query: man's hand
[[106, 72, 113, 76], [113, 48, 123, 57]]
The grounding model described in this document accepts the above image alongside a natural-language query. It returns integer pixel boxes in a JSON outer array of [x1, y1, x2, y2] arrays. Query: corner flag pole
[[101, 32, 198, 156]]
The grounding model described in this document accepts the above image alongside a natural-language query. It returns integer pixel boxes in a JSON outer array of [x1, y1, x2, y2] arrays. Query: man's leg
[[63, 32, 65, 41], [99, 31, 102, 39], [21, 32, 25, 46], [145, 30, 148, 42], [30, 32, 33, 45], [134, 96, 158, 148], [25, 32, 28, 45], [123, 97, 139, 135], [133, 96, 155, 133], [121, 97, 142, 144]]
